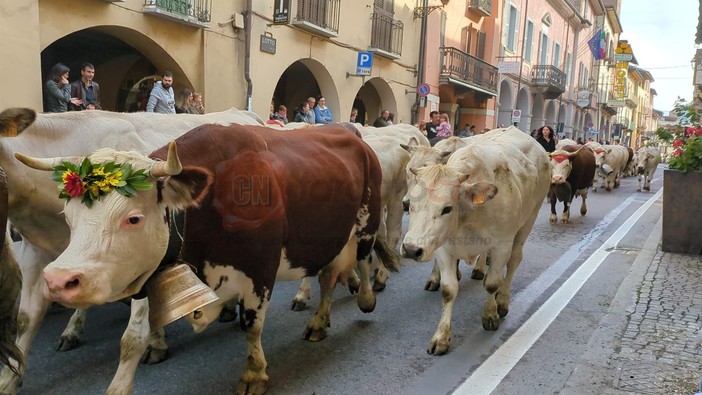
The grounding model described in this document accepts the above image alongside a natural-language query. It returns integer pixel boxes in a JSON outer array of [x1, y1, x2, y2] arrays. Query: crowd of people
[[44, 64, 205, 115]]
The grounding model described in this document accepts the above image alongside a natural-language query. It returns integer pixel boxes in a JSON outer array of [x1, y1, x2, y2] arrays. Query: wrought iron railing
[[143, 0, 211, 23], [295, 0, 340, 34], [370, 13, 403, 57], [531, 65, 566, 92], [468, 0, 492, 16], [439, 47, 498, 94]]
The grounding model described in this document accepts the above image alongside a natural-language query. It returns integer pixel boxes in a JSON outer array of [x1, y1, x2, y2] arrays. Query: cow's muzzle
[[401, 243, 424, 261], [598, 164, 613, 177], [637, 166, 645, 175]]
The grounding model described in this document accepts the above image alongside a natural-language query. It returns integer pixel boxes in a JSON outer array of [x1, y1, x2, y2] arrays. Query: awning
[[447, 77, 497, 97]]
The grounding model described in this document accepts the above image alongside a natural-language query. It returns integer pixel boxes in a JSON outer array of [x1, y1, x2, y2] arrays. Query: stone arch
[[516, 87, 530, 131], [355, 77, 397, 126], [545, 100, 558, 126], [531, 92, 546, 130], [497, 79, 513, 127]]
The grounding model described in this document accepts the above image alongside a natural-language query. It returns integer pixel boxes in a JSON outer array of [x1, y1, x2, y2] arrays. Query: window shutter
[[477, 31, 486, 60]]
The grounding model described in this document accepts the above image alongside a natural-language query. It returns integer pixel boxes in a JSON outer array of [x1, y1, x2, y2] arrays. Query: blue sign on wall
[[356, 52, 373, 76]]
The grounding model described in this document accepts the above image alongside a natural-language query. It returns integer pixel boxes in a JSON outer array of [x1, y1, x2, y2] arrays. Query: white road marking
[[452, 187, 663, 395]]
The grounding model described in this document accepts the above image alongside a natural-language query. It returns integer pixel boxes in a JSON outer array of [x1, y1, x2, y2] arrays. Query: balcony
[[439, 47, 498, 97], [530, 65, 566, 99], [143, 0, 211, 28], [468, 0, 492, 16], [369, 13, 403, 59], [292, 0, 340, 38]]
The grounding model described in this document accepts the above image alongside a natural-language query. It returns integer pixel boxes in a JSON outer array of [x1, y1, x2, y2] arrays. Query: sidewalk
[[561, 217, 702, 395]]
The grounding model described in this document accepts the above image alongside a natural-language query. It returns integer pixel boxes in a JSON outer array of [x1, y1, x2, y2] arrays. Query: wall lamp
[[413, 0, 450, 19]]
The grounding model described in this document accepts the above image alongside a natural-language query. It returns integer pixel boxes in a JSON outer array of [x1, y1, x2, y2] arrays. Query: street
[[19, 167, 664, 395]]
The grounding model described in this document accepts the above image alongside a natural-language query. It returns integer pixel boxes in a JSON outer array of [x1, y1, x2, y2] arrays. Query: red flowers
[[673, 148, 683, 157], [63, 172, 84, 197], [673, 140, 684, 148]]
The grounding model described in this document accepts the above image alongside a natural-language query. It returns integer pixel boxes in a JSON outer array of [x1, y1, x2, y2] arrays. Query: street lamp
[[413, 0, 450, 19]]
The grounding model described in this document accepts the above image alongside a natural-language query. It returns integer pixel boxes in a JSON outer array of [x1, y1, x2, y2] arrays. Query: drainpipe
[[411, 0, 429, 125], [244, 0, 253, 111]]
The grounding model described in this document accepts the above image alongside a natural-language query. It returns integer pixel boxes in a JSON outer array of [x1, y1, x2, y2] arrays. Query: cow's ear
[[0, 108, 36, 137], [161, 166, 214, 210], [462, 181, 498, 206]]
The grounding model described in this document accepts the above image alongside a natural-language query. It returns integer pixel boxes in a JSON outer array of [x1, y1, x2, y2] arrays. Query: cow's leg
[[427, 248, 457, 355], [140, 328, 168, 365], [424, 260, 441, 291], [613, 171, 621, 189], [471, 254, 486, 280], [106, 298, 150, 395], [291, 277, 312, 311], [57, 309, 87, 351], [0, 242, 52, 393], [481, 246, 511, 331], [560, 198, 571, 224], [373, 264, 389, 292], [644, 173, 652, 191], [637, 174, 643, 191], [579, 189, 589, 216], [374, 198, 404, 292], [237, 293, 270, 395], [303, 269, 334, 342], [548, 188, 558, 224], [354, 255, 375, 313]]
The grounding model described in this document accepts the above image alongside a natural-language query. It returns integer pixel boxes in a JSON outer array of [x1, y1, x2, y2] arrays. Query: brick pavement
[[562, 218, 702, 395]]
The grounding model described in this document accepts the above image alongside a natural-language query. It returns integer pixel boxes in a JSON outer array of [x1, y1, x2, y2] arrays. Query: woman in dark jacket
[[536, 125, 556, 153], [45, 63, 82, 113]]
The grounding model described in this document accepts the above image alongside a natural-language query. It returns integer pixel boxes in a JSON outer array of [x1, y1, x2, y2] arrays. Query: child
[[436, 113, 453, 138]]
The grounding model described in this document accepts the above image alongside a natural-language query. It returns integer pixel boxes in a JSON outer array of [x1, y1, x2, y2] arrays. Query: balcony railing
[[531, 65, 566, 99], [369, 13, 403, 58], [293, 0, 340, 38], [468, 0, 492, 16], [143, 0, 211, 28], [439, 47, 498, 96]]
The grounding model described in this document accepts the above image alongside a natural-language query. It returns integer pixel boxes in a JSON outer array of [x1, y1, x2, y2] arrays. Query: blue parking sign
[[356, 51, 373, 76]]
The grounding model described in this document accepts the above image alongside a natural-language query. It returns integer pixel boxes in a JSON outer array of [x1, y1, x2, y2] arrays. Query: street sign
[[416, 83, 430, 97], [356, 51, 373, 76], [273, 0, 290, 24], [498, 61, 520, 74], [260, 34, 276, 54], [511, 109, 521, 123]]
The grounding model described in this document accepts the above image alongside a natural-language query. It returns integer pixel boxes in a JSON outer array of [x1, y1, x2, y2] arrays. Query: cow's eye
[[441, 206, 453, 215], [127, 216, 141, 225]]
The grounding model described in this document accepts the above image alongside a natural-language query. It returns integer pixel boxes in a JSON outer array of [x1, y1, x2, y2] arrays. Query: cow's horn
[[14, 152, 70, 171], [151, 141, 182, 177]]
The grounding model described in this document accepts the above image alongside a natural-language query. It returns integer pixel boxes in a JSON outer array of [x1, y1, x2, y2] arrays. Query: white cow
[[556, 138, 577, 149], [635, 147, 661, 191], [401, 126, 550, 354], [587, 142, 629, 192], [0, 107, 263, 392]]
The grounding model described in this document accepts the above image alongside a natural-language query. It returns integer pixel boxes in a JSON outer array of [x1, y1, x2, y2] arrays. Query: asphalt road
[[17, 168, 664, 395]]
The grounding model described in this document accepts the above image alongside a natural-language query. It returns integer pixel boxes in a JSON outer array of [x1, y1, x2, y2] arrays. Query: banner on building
[[587, 29, 607, 61]]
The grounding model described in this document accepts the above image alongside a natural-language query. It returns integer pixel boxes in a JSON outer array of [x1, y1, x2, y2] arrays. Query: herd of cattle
[[0, 107, 661, 394]]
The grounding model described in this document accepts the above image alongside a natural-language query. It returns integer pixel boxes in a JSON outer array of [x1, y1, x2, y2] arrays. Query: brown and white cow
[[635, 146, 661, 191], [587, 143, 629, 192], [16, 123, 398, 394], [0, 107, 264, 392], [401, 126, 550, 354], [548, 145, 597, 224]]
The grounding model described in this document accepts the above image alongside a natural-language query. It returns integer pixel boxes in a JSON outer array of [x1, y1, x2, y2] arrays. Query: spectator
[[45, 63, 82, 113], [175, 88, 195, 114], [293, 101, 311, 123], [191, 92, 205, 114], [457, 123, 472, 137], [425, 111, 440, 141], [536, 125, 556, 153], [146, 71, 176, 114], [373, 110, 391, 127], [388, 112, 395, 125], [350, 108, 359, 123], [314, 96, 333, 124], [576, 137, 584, 145], [305, 97, 316, 124], [69, 62, 101, 111], [435, 113, 453, 140], [271, 105, 288, 125]]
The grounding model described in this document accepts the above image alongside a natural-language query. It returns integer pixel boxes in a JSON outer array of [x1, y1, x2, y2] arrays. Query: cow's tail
[[373, 237, 401, 273]]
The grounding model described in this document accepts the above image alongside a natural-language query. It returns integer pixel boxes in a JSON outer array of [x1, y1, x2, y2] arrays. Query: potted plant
[[656, 99, 702, 254]]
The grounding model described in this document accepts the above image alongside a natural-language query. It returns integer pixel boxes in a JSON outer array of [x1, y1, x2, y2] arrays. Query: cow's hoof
[[497, 305, 509, 318], [643, 186, 650, 191], [140, 346, 168, 365], [580, 208, 587, 216], [470, 269, 484, 280], [606, 187, 612, 192], [560, 217, 569, 224], [236, 380, 267, 395], [636, 188, 641, 192], [427, 337, 450, 356], [424, 279, 440, 292], [303, 326, 328, 342], [218, 306, 238, 322], [290, 299, 308, 311], [372, 280, 386, 292], [56, 335, 80, 351], [347, 281, 359, 295], [357, 294, 376, 313], [549, 215, 557, 224], [482, 316, 500, 331]]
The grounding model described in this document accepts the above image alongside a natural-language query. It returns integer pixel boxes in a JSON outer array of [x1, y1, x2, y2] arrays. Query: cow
[[15, 123, 399, 394], [433, 136, 471, 154], [548, 145, 597, 224], [0, 167, 22, 376], [635, 147, 661, 191], [401, 126, 550, 355], [556, 138, 577, 149], [587, 142, 629, 192], [0, 107, 263, 392], [623, 146, 636, 177], [354, 123, 431, 147]]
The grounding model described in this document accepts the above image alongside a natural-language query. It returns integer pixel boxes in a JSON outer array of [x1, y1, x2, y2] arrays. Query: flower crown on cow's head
[[51, 158, 153, 208]]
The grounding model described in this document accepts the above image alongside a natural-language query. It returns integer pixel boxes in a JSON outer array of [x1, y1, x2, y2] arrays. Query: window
[[504, 4, 519, 52], [565, 52, 572, 85], [477, 31, 486, 60], [552, 42, 561, 68], [538, 32, 549, 65], [524, 20, 534, 62], [461, 26, 472, 54]]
